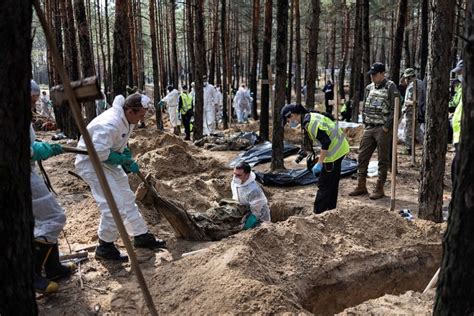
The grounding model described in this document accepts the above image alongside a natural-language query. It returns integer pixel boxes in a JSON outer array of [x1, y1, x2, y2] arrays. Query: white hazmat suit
[[162, 89, 181, 128], [203, 83, 218, 135], [75, 95, 148, 243], [233, 87, 252, 123], [231, 171, 271, 222], [30, 125, 66, 242]]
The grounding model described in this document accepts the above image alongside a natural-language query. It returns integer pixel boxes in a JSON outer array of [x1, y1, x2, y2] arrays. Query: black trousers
[[314, 155, 344, 214], [182, 112, 193, 139]]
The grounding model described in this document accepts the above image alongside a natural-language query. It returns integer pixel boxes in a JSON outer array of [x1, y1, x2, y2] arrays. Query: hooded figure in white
[[233, 84, 252, 123], [203, 77, 218, 135], [75, 93, 165, 261], [162, 86, 181, 129], [231, 163, 271, 227]]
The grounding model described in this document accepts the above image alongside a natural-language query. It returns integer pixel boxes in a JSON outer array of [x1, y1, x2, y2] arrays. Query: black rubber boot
[[95, 239, 129, 262], [44, 243, 76, 281], [133, 232, 167, 250], [34, 240, 58, 293]]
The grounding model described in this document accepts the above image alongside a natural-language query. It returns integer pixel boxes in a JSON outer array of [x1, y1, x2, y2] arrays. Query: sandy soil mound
[[339, 289, 435, 315], [129, 131, 197, 157], [343, 125, 364, 146], [112, 204, 443, 314]]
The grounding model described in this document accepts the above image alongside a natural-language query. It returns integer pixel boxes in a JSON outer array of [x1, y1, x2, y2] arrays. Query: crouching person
[[75, 93, 166, 262], [231, 162, 271, 229], [30, 80, 75, 294]]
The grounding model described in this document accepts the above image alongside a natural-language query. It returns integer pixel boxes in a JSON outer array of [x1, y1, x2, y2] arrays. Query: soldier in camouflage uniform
[[401, 68, 425, 155], [349, 62, 400, 200]]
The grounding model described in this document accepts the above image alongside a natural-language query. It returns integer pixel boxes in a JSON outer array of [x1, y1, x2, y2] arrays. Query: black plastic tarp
[[229, 141, 300, 168], [255, 158, 358, 186]]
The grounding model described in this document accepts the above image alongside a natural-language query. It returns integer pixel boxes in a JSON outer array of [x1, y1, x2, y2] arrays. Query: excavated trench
[[299, 244, 441, 315]]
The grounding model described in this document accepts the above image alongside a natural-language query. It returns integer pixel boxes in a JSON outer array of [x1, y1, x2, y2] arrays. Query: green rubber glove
[[243, 213, 259, 230], [105, 151, 130, 166], [122, 147, 132, 160], [128, 160, 140, 174], [32, 142, 63, 161]]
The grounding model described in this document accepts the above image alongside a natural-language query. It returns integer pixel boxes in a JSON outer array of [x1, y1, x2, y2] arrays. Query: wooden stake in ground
[[33, 2, 158, 315], [390, 97, 400, 212], [411, 79, 417, 165], [334, 74, 339, 125]]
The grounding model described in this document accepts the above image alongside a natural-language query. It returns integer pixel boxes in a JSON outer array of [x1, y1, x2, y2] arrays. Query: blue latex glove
[[122, 147, 132, 160], [31, 142, 63, 161], [127, 160, 140, 174], [105, 151, 130, 166], [311, 162, 323, 176], [243, 213, 260, 230]]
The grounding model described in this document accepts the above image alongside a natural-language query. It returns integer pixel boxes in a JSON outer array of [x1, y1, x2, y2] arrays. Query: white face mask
[[233, 175, 242, 185], [290, 119, 299, 128], [203, 81, 208, 87], [458, 75, 463, 82]]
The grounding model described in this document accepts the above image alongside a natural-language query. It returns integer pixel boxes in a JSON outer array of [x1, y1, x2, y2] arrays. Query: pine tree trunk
[[61, 0, 81, 139], [259, 0, 273, 141], [186, 0, 195, 84], [390, 0, 407, 83], [287, 0, 294, 104], [0, 1, 36, 313], [434, 2, 474, 311], [250, 0, 261, 119], [113, 0, 130, 96], [221, 0, 230, 129], [305, 0, 321, 109], [271, 0, 289, 171], [418, 0, 455, 222], [149, 0, 163, 130], [96, 0, 108, 99], [157, 1, 167, 95], [105, 0, 113, 100], [350, 0, 363, 122], [419, 0, 429, 79], [362, 0, 370, 89], [75, 0, 96, 123], [330, 20, 336, 83], [194, 0, 206, 140], [170, 0, 179, 88], [294, 0, 302, 104], [339, 0, 349, 101]]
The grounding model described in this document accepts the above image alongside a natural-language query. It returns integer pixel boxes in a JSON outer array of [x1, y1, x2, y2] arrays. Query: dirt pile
[[343, 125, 364, 146], [112, 203, 444, 314]]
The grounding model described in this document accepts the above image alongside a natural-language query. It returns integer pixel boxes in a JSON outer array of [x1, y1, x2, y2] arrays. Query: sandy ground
[[34, 111, 452, 315]]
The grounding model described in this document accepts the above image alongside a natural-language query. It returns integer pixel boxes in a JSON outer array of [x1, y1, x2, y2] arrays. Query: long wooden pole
[[390, 97, 400, 212], [334, 74, 339, 126], [411, 79, 417, 165], [33, 2, 158, 315]]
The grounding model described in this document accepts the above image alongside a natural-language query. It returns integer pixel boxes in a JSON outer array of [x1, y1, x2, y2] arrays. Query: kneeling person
[[75, 93, 166, 262], [231, 162, 271, 229]]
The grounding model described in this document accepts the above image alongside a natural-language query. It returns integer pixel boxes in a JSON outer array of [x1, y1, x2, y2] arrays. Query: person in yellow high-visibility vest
[[178, 85, 194, 140], [451, 60, 463, 186], [281, 104, 350, 213]]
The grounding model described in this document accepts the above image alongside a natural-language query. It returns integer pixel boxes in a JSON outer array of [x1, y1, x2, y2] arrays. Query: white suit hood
[[231, 171, 271, 222]]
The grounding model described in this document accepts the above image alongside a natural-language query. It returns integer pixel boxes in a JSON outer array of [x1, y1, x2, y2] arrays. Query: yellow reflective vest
[[453, 99, 463, 145], [305, 113, 350, 163], [180, 92, 193, 114]]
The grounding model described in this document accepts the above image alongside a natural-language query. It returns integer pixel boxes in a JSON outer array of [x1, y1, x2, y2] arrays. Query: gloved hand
[[127, 160, 140, 174], [311, 162, 323, 176], [105, 151, 130, 166], [31, 142, 63, 161], [122, 147, 132, 160]]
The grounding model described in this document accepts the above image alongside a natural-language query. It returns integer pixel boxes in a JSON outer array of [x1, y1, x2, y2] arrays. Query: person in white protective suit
[[203, 75, 218, 135], [215, 85, 224, 127], [231, 162, 271, 229], [162, 85, 181, 135], [75, 93, 166, 262], [30, 80, 76, 294], [40, 91, 53, 119], [233, 84, 252, 123]]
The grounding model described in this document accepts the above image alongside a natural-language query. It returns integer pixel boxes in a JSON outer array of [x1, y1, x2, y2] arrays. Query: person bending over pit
[[231, 162, 271, 229]]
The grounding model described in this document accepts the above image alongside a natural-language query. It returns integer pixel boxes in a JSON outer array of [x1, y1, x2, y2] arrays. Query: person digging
[[75, 93, 166, 261]]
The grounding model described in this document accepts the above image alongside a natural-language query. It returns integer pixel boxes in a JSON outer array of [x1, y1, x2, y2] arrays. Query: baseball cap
[[367, 62, 386, 75], [280, 104, 299, 127], [451, 60, 463, 73]]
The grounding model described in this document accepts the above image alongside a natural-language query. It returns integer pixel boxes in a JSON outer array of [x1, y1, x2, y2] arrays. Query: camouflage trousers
[[357, 125, 391, 183], [403, 104, 424, 149]]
